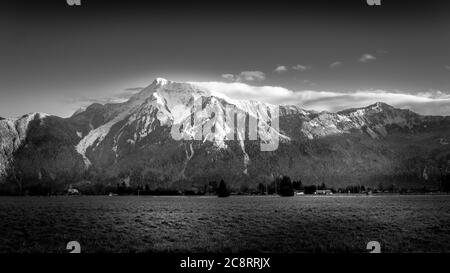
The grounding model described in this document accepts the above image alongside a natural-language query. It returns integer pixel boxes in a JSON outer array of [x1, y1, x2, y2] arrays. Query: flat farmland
[[0, 195, 449, 253]]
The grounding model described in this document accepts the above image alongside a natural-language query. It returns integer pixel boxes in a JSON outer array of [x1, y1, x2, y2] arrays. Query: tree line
[[1, 173, 450, 196]]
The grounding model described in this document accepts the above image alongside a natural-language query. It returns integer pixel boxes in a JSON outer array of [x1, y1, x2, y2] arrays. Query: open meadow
[[0, 195, 449, 253]]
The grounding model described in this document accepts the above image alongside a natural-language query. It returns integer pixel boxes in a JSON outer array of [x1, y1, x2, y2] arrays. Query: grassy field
[[0, 195, 449, 253]]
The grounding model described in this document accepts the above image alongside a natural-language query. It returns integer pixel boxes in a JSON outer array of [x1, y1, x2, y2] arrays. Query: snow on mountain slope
[[289, 102, 423, 140], [75, 78, 202, 166], [75, 99, 145, 167], [75, 78, 290, 167]]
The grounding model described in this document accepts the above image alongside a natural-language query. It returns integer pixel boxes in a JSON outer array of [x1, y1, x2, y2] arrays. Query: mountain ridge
[[1, 78, 449, 194]]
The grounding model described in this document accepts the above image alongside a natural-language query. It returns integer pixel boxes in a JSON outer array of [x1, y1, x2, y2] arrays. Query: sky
[[1, 0, 450, 117]]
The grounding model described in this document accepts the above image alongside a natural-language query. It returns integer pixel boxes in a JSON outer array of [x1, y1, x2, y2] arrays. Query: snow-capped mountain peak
[[153, 77, 170, 86], [72, 78, 287, 170]]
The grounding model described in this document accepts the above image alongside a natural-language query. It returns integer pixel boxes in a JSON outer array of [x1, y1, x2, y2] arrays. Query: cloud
[[237, 71, 266, 81], [292, 64, 310, 71], [359, 54, 376, 63], [221, 74, 235, 81], [445, 65, 450, 70], [124, 87, 144, 92], [62, 96, 127, 105], [416, 90, 450, 99], [329, 61, 342, 68], [274, 65, 288, 73], [190, 81, 450, 116], [62, 87, 143, 106], [190, 81, 294, 105], [295, 90, 450, 116], [222, 71, 266, 82]]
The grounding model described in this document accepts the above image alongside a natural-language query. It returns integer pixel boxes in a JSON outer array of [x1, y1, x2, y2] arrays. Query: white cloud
[[416, 90, 450, 99], [445, 65, 450, 70], [221, 74, 235, 81], [296, 90, 450, 116], [191, 81, 294, 105], [222, 71, 266, 82], [292, 64, 310, 71], [274, 65, 288, 73], [329, 61, 342, 68], [237, 71, 266, 81], [190, 81, 450, 116], [63, 95, 128, 106], [359, 54, 376, 63], [63, 87, 143, 106], [124, 87, 144, 92]]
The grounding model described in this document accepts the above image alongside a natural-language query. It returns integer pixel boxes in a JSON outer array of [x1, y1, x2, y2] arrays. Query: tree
[[292, 179, 303, 191], [443, 173, 450, 193], [387, 184, 395, 193], [208, 181, 218, 194], [217, 179, 230, 197], [304, 185, 317, 195], [377, 182, 384, 192], [239, 184, 249, 194], [276, 175, 294, 197], [257, 183, 266, 194], [319, 182, 327, 190]]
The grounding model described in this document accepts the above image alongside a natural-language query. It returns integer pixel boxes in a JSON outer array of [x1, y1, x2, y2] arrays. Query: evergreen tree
[[277, 175, 294, 197], [292, 179, 303, 191], [217, 179, 230, 197], [443, 174, 450, 193], [257, 183, 266, 194], [319, 182, 326, 190], [304, 185, 317, 195]]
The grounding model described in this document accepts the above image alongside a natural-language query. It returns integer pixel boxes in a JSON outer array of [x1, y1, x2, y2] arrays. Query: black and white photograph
[[1, 0, 450, 268]]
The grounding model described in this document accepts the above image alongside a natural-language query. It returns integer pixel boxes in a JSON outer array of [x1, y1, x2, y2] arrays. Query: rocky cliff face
[[1, 78, 449, 192], [0, 113, 48, 178]]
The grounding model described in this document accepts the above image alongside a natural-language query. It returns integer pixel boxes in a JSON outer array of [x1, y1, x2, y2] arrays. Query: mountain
[[1, 78, 450, 194], [0, 113, 48, 176]]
